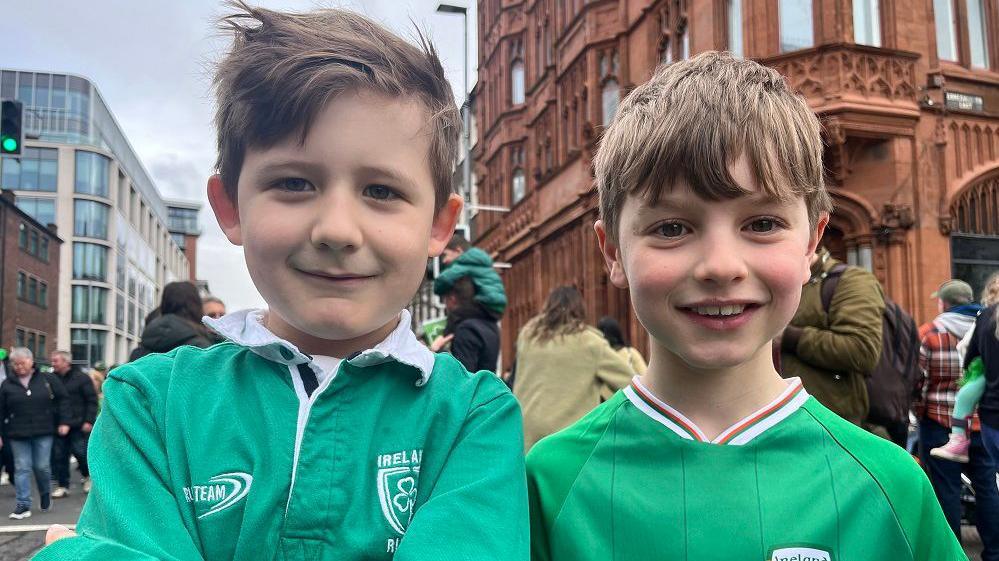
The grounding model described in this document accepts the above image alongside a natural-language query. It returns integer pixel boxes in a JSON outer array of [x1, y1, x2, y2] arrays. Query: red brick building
[[472, 0, 999, 367], [0, 189, 62, 362]]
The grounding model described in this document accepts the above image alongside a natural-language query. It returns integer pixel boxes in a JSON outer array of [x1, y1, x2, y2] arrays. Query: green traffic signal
[[1, 136, 17, 153]]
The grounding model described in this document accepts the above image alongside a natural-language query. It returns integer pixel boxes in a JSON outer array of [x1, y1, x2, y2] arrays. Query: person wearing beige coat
[[513, 287, 635, 450]]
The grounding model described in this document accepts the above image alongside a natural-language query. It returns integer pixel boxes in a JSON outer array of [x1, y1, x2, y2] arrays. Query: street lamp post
[[436, 3, 473, 229]]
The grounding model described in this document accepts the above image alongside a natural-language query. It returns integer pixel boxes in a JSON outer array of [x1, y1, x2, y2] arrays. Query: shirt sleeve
[[394, 389, 529, 561], [32, 375, 206, 561], [903, 468, 970, 561]]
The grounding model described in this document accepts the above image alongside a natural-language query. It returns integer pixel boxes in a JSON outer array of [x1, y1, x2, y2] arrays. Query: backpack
[[821, 264, 920, 426]]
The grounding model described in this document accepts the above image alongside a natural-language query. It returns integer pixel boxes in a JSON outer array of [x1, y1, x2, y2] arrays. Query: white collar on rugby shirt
[[203, 308, 435, 386]]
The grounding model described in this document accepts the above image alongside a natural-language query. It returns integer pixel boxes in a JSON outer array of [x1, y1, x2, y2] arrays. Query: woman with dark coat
[[0, 347, 70, 518], [129, 282, 215, 361]]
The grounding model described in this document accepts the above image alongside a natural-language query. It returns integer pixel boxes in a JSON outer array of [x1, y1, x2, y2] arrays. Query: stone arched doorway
[[949, 168, 999, 298], [826, 189, 877, 271]]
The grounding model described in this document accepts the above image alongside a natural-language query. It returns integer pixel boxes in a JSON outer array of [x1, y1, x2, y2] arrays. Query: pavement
[[0, 473, 85, 561], [0, 473, 987, 560]]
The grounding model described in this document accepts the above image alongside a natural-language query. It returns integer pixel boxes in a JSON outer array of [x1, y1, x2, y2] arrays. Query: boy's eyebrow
[[255, 159, 328, 178], [355, 165, 418, 189], [638, 192, 788, 212]]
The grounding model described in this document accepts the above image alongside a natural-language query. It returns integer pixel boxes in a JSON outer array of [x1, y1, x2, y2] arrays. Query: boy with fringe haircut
[[527, 52, 964, 561], [36, 3, 528, 560]]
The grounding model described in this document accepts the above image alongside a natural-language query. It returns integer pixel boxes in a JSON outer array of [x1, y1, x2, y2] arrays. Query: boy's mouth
[[677, 302, 762, 330]]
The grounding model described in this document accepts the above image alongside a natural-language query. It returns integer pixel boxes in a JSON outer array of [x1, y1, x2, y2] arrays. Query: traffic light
[[1, 100, 24, 155]]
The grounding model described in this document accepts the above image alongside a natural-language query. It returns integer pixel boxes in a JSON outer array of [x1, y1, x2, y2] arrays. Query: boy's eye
[[656, 222, 689, 238], [747, 218, 782, 233], [364, 184, 399, 201], [275, 178, 315, 192]]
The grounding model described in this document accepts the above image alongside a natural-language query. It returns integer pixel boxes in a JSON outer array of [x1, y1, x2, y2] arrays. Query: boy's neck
[[263, 312, 401, 360], [640, 342, 789, 442]]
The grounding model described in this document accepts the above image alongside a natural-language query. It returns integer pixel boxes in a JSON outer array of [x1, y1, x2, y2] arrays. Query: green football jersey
[[527, 377, 967, 561]]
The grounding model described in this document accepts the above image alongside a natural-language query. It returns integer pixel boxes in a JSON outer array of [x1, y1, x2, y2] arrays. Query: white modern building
[[1, 69, 192, 366]]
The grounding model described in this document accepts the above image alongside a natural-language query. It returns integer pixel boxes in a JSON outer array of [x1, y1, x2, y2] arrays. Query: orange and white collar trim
[[623, 376, 809, 446]]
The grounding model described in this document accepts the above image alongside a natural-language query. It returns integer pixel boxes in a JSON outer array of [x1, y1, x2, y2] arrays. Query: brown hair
[[446, 233, 472, 252], [212, 1, 460, 209], [594, 51, 833, 242], [525, 286, 588, 344]]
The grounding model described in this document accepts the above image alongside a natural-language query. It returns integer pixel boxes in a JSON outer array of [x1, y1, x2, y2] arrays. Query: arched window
[[511, 61, 525, 105], [601, 79, 620, 126], [512, 168, 526, 204]]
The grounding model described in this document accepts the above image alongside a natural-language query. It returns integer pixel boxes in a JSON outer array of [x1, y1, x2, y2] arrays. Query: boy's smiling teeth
[[687, 304, 749, 316]]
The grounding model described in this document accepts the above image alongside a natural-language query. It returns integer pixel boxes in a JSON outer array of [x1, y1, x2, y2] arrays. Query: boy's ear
[[595, 220, 629, 289], [428, 193, 464, 257], [207, 174, 242, 246], [802, 211, 830, 284]]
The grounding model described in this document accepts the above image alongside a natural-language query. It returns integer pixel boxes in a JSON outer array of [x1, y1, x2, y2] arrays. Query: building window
[[37, 334, 46, 357], [511, 60, 526, 105], [967, 0, 990, 68], [28, 277, 37, 305], [71, 328, 106, 366], [15, 197, 56, 227], [73, 242, 108, 281], [74, 199, 110, 239], [934, 0, 958, 61], [512, 168, 526, 204], [853, 0, 881, 46], [40, 237, 49, 262], [15, 328, 25, 349], [728, 0, 744, 57], [601, 79, 620, 126], [27, 333, 36, 357], [780, 0, 815, 52], [18, 223, 27, 249], [39, 282, 47, 308], [0, 148, 58, 192], [17, 272, 25, 299], [660, 37, 674, 65], [167, 206, 199, 234], [72, 285, 108, 324], [116, 294, 125, 329], [74, 151, 110, 197], [29, 230, 38, 256]]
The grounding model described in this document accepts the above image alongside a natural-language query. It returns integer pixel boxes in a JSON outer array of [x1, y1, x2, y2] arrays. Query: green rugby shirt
[[528, 376, 966, 561], [35, 310, 528, 561]]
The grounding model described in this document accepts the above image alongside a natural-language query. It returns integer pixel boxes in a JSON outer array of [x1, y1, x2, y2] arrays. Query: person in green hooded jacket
[[431, 235, 507, 373]]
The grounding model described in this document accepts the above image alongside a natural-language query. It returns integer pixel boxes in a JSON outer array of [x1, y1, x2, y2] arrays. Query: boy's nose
[[692, 236, 748, 285], [310, 192, 364, 251]]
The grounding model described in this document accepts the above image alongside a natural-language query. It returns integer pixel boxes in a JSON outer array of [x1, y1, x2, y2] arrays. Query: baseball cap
[[931, 279, 974, 304]]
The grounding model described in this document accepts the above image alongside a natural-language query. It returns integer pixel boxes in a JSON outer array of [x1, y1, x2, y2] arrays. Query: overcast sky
[[1, 0, 478, 311]]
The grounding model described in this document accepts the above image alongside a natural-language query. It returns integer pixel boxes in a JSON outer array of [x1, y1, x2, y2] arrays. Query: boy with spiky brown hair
[[527, 52, 964, 561], [36, 3, 528, 560]]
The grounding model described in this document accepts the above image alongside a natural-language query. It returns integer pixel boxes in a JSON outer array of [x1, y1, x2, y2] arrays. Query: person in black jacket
[[966, 301, 999, 467], [129, 281, 215, 361], [431, 276, 501, 373], [48, 350, 98, 498], [0, 347, 70, 519]]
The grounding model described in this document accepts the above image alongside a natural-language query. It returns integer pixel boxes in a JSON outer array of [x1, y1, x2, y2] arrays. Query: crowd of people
[[0, 281, 225, 520], [2, 6, 993, 560]]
